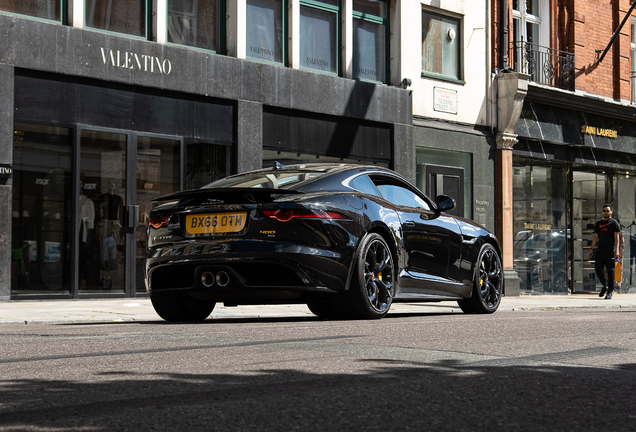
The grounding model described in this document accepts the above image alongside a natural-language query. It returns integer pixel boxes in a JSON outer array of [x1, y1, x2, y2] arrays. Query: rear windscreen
[[203, 171, 325, 190]]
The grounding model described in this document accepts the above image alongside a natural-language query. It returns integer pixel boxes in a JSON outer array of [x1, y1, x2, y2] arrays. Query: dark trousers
[[595, 253, 615, 292]]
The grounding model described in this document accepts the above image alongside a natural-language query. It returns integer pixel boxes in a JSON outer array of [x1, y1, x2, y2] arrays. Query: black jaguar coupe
[[145, 164, 503, 321]]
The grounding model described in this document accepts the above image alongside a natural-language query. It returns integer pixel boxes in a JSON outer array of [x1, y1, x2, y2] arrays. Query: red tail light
[[262, 209, 346, 222], [148, 215, 171, 228]]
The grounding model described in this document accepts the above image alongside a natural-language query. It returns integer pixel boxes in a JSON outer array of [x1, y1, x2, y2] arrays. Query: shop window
[[300, 0, 339, 75], [12, 123, 72, 294], [85, 0, 148, 37], [512, 162, 568, 294], [168, 0, 223, 52], [185, 142, 232, 189], [422, 9, 461, 82], [352, 0, 388, 83], [0, 0, 63, 21], [246, 0, 285, 64]]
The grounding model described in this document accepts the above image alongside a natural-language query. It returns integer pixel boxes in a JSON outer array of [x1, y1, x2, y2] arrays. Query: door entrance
[[425, 165, 464, 217], [78, 128, 181, 295], [571, 170, 607, 293]]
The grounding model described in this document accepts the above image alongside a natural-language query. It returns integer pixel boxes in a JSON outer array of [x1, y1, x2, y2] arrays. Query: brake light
[[148, 215, 170, 228], [262, 209, 346, 222]]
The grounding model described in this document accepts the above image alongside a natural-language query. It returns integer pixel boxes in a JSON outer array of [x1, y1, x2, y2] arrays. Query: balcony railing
[[511, 39, 575, 91]]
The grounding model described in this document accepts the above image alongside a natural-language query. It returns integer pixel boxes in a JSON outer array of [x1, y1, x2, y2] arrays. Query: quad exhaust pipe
[[216, 271, 230, 287], [200, 270, 231, 288]]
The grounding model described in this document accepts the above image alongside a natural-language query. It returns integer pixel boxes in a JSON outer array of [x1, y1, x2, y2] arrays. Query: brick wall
[[492, 0, 635, 101]]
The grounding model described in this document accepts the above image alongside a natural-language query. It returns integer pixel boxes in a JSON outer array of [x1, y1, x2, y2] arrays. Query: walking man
[[588, 204, 620, 299]]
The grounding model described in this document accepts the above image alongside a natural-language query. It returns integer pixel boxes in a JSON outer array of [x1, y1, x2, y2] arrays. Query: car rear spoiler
[[151, 187, 304, 204]]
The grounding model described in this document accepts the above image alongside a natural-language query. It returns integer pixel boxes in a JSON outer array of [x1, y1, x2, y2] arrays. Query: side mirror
[[436, 195, 455, 213]]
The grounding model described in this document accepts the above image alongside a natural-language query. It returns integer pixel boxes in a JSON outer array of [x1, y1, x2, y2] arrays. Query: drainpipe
[[501, 0, 509, 69]]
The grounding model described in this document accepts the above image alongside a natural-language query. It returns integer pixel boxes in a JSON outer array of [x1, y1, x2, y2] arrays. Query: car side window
[[369, 176, 431, 210], [348, 174, 381, 197]]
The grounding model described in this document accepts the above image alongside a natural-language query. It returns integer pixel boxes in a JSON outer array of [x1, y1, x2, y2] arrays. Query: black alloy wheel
[[150, 291, 216, 322], [347, 233, 395, 319], [458, 243, 503, 314]]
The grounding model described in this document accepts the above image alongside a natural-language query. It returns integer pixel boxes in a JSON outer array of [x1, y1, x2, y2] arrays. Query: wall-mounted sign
[[433, 87, 457, 114], [580, 125, 617, 139], [0, 164, 12, 179], [100, 47, 172, 75]]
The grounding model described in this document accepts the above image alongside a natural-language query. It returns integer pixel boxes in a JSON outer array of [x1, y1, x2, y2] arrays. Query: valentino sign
[[100, 47, 172, 75]]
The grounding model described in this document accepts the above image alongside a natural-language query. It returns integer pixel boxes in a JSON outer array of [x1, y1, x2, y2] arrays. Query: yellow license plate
[[185, 212, 247, 234]]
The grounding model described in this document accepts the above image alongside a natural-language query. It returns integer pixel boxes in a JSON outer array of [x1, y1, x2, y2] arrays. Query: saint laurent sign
[[580, 125, 618, 139], [0, 164, 12, 179], [100, 47, 173, 75]]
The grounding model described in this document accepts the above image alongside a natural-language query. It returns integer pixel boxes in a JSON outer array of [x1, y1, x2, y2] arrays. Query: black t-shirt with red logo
[[594, 218, 620, 254]]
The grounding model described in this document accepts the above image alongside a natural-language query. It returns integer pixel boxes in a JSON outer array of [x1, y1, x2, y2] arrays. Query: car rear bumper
[[145, 240, 352, 301]]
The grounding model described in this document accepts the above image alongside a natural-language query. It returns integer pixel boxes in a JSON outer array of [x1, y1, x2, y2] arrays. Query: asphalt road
[[1, 309, 635, 431]]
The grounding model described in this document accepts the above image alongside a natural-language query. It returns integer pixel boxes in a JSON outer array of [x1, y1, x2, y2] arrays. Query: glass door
[[78, 129, 129, 294], [612, 172, 636, 293], [571, 170, 607, 293], [78, 129, 182, 295], [135, 135, 181, 293]]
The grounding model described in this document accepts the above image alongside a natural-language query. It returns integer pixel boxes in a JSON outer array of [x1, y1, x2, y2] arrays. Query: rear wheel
[[150, 291, 216, 322], [457, 244, 503, 314], [345, 233, 395, 319]]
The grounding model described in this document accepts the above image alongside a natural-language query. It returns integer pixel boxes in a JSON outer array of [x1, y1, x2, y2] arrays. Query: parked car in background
[[514, 230, 568, 293]]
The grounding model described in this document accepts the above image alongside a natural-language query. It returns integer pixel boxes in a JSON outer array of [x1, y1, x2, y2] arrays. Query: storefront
[[11, 71, 234, 298], [512, 90, 636, 294], [1, 12, 410, 301]]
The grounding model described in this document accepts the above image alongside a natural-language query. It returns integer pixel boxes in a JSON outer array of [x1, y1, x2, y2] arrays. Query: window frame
[[421, 8, 464, 84], [245, 0, 288, 65], [298, 0, 341, 76], [164, 0, 226, 53], [0, 0, 68, 24], [352, 0, 389, 84], [84, 0, 153, 40]]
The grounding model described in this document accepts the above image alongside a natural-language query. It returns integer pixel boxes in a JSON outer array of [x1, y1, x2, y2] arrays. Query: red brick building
[[492, 0, 636, 295]]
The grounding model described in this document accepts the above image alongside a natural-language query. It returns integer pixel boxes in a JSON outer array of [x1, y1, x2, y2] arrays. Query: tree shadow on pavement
[[1, 359, 635, 431]]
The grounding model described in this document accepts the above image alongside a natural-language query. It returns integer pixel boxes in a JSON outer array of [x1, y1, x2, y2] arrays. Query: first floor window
[[246, 0, 284, 64], [300, 0, 339, 74], [168, 0, 222, 52], [0, 0, 61, 21], [422, 10, 461, 81], [86, 0, 147, 37], [353, 0, 388, 83]]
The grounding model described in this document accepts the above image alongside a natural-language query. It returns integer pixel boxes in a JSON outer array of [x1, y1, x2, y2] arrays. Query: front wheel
[[150, 291, 216, 322], [457, 244, 503, 314], [344, 233, 396, 319]]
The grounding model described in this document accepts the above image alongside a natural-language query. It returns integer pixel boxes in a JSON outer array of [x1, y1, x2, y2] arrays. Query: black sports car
[[145, 164, 503, 321]]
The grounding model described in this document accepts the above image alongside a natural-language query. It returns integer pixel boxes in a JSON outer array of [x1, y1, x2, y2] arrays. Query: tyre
[[150, 291, 216, 322], [345, 233, 396, 319], [457, 243, 503, 314], [307, 300, 340, 319], [552, 272, 567, 293]]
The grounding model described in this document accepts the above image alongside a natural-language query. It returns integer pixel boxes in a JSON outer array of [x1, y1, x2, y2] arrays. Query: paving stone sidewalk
[[0, 294, 635, 324]]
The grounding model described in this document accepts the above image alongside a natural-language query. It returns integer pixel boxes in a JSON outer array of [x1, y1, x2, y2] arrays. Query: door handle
[[404, 221, 415, 228], [128, 205, 139, 229]]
